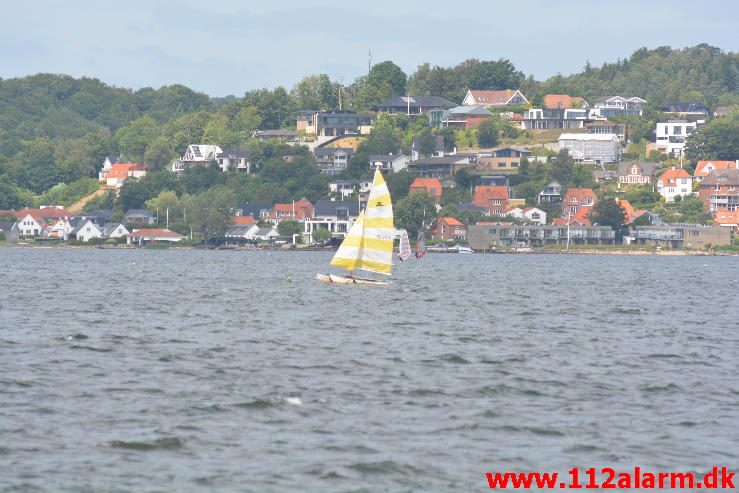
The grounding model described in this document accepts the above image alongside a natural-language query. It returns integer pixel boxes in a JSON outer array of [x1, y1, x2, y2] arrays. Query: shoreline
[[2, 243, 736, 256]]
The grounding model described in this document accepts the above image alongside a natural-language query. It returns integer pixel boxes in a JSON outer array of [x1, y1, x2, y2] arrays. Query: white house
[[172, 145, 223, 172], [462, 90, 529, 108], [98, 156, 119, 180], [127, 228, 186, 245], [225, 224, 260, 240], [102, 223, 129, 238], [593, 96, 646, 117], [369, 154, 410, 173], [558, 133, 622, 163], [655, 120, 700, 156], [71, 219, 103, 242], [523, 207, 547, 225], [252, 227, 280, 241], [657, 168, 694, 202], [216, 149, 252, 173], [15, 214, 46, 237], [47, 218, 74, 240]]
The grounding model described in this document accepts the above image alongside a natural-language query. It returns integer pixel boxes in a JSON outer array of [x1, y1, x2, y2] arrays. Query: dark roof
[[101, 223, 125, 236], [124, 209, 152, 218], [217, 148, 251, 159], [661, 101, 709, 113], [617, 162, 659, 176], [456, 202, 487, 212], [376, 96, 456, 109], [314, 147, 355, 158], [81, 209, 115, 220], [314, 200, 360, 217], [700, 169, 739, 186], [0, 222, 15, 231], [238, 202, 273, 217], [408, 156, 466, 166], [225, 225, 256, 236]]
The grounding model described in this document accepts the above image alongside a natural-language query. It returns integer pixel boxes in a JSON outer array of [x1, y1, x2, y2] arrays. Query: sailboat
[[397, 229, 411, 262], [316, 168, 395, 285]]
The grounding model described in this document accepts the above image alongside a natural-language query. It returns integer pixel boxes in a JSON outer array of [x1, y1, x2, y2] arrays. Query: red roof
[[473, 186, 509, 208], [615, 198, 647, 225], [128, 228, 184, 238], [106, 163, 144, 180], [409, 178, 443, 197], [233, 215, 255, 225], [437, 217, 463, 227], [694, 160, 738, 177], [563, 188, 597, 206], [659, 168, 691, 185], [543, 94, 586, 109], [272, 198, 313, 219], [468, 90, 520, 106], [714, 210, 739, 227], [14, 207, 72, 219]]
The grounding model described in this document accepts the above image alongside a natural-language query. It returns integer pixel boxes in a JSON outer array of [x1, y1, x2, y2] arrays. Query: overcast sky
[[1, 0, 736, 97]]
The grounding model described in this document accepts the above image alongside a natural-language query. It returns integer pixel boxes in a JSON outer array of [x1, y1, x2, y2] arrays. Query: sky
[[1, 0, 736, 97]]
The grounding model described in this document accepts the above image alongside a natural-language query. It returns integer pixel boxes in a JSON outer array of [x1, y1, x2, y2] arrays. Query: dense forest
[[0, 44, 737, 225]]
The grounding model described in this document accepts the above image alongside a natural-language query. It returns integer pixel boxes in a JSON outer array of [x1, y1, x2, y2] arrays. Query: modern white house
[[593, 96, 647, 117], [655, 120, 700, 156], [558, 133, 622, 163], [127, 228, 186, 245]]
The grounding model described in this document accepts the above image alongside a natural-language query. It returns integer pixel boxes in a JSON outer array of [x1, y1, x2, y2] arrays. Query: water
[[1, 249, 738, 492]]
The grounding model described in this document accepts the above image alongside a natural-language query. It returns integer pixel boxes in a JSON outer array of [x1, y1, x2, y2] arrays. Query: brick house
[[560, 188, 598, 225], [698, 169, 739, 218], [429, 217, 466, 241], [409, 177, 443, 202], [473, 186, 510, 216]]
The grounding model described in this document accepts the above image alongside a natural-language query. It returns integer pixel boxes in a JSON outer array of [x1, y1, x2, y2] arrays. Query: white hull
[[316, 273, 392, 286]]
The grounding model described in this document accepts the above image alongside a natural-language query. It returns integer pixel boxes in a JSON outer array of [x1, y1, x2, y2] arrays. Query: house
[[473, 186, 510, 216], [123, 209, 154, 225], [305, 200, 360, 240], [105, 163, 147, 188], [172, 144, 223, 172], [409, 178, 443, 202], [406, 155, 474, 180], [375, 96, 456, 115], [542, 94, 588, 109], [296, 110, 318, 133], [0, 222, 20, 242], [310, 110, 374, 137], [411, 135, 444, 160], [617, 162, 659, 184], [521, 107, 596, 130], [694, 160, 739, 181], [13, 206, 72, 221], [477, 175, 509, 187], [476, 147, 532, 173], [585, 122, 628, 142], [712, 210, 739, 230], [14, 214, 48, 237], [429, 217, 466, 241], [80, 209, 115, 226], [369, 154, 410, 173], [657, 168, 693, 202], [593, 96, 646, 117], [216, 149, 252, 172], [271, 198, 314, 222], [127, 228, 185, 245], [314, 147, 355, 175], [253, 227, 280, 242], [237, 202, 273, 221], [225, 224, 260, 242], [614, 198, 647, 225], [519, 207, 547, 225], [661, 101, 709, 116], [462, 90, 529, 108], [630, 225, 730, 248], [252, 129, 299, 142], [70, 219, 103, 242], [698, 169, 739, 216], [98, 156, 120, 180], [561, 188, 598, 225], [428, 105, 493, 129], [101, 223, 129, 238], [655, 120, 700, 156], [538, 180, 562, 204], [713, 106, 735, 118], [328, 179, 372, 200], [467, 223, 615, 249], [558, 133, 622, 163], [233, 215, 255, 225], [592, 169, 617, 182], [47, 218, 74, 239]]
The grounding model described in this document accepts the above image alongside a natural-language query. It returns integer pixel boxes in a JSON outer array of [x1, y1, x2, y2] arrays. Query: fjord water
[[1, 249, 738, 492]]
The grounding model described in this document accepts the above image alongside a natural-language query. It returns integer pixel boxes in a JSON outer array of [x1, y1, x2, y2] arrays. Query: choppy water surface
[[1, 249, 738, 492]]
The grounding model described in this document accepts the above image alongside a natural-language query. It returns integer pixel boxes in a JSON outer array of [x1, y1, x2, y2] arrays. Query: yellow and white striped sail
[[330, 168, 394, 275]]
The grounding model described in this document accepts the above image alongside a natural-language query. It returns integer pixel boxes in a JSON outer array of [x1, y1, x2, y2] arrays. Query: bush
[[0, 232, 5, 241]]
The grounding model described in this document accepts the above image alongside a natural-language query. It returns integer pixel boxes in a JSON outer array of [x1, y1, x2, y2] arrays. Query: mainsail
[[330, 168, 394, 275], [415, 230, 427, 260], [397, 229, 411, 262]]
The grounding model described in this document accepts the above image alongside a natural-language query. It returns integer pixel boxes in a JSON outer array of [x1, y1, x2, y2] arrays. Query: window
[[673, 126, 682, 135], [498, 162, 506, 168], [531, 212, 540, 220]]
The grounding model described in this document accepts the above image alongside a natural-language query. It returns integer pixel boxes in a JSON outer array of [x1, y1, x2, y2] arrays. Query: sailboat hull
[[316, 273, 392, 286]]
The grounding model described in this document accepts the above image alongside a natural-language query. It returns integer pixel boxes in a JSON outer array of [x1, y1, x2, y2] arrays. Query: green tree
[[591, 198, 626, 229], [476, 118, 500, 148], [116, 116, 159, 163], [145, 190, 182, 223], [395, 191, 438, 239], [468, 58, 525, 90], [183, 187, 237, 242], [368, 61, 407, 97], [312, 227, 332, 242], [684, 113, 739, 161], [277, 219, 303, 237], [144, 137, 177, 172]]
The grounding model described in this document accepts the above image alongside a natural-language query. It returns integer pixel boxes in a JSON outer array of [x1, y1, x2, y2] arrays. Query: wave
[[109, 437, 184, 451]]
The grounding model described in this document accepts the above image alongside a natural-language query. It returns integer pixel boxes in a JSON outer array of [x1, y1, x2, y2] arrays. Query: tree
[[395, 191, 438, 239], [183, 187, 237, 242], [312, 227, 332, 242], [416, 128, 436, 156], [468, 58, 525, 90], [476, 118, 500, 148], [591, 198, 626, 230], [277, 219, 303, 238], [144, 137, 177, 172], [367, 61, 407, 97], [115, 116, 159, 164], [145, 190, 182, 223], [684, 113, 739, 161]]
